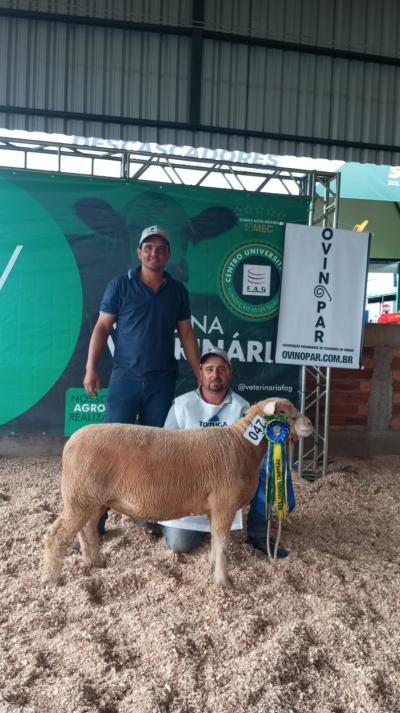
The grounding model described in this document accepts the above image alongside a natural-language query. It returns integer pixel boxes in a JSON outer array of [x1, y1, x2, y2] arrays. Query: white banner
[[275, 224, 370, 369]]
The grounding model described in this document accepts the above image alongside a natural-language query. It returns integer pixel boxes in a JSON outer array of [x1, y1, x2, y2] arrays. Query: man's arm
[[83, 312, 115, 396], [177, 319, 200, 382]]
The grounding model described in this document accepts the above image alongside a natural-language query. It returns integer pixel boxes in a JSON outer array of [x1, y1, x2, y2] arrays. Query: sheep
[[43, 397, 313, 588]]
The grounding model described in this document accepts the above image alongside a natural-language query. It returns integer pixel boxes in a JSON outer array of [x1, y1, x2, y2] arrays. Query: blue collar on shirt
[[128, 266, 169, 288]]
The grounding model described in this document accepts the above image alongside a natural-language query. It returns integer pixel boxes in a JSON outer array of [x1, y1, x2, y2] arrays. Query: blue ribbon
[[264, 418, 290, 444], [253, 417, 296, 519]]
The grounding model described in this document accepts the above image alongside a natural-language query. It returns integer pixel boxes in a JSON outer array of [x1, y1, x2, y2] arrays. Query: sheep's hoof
[[82, 555, 105, 568], [92, 558, 106, 569], [215, 575, 233, 590], [41, 570, 61, 586]]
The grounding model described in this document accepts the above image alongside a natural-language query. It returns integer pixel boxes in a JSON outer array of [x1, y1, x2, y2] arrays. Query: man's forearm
[[178, 323, 200, 380], [86, 322, 110, 370], [83, 323, 111, 396]]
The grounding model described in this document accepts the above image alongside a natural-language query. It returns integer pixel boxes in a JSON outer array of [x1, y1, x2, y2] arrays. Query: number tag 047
[[243, 416, 265, 445]]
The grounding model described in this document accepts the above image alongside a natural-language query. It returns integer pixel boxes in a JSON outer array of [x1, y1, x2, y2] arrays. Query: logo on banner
[[388, 166, 400, 179], [64, 388, 107, 436], [313, 228, 334, 344], [219, 242, 282, 321], [242, 264, 271, 296], [388, 165, 400, 186]]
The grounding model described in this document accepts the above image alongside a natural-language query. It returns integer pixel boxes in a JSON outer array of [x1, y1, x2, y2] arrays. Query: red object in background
[[377, 304, 400, 323]]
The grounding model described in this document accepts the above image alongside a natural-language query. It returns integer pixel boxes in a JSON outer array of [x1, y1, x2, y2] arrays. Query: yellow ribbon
[[273, 442, 288, 520]]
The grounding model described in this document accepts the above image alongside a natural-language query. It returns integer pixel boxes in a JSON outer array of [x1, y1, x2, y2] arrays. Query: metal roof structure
[[0, 0, 400, 162]]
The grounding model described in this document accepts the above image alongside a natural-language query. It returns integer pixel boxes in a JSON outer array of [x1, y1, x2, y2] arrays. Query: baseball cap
[[139, 225, 170, 248], [200, 347, 231, 368]]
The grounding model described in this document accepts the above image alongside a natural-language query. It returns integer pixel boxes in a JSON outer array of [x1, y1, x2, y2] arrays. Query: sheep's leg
[[213, 533, 231, 588], [209, 535, 216, 565], [210, 510, 236, 589], [42, 510, 91, 584], [78, 508, 105, 568], [209, 515, 216, 565]]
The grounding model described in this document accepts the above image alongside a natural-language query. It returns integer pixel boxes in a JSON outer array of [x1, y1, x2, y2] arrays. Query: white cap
[[200, 347, 231, 368], [139, 225, 170, 248]]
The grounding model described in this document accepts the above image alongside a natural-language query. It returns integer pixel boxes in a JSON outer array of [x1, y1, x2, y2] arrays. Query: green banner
[[64, 388, 107, 436], [0, 169, 309, 435]]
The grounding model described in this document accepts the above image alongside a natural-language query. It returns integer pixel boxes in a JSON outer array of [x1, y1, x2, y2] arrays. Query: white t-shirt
[[164, 388, 249, 430], [160, 389, 250, 532]]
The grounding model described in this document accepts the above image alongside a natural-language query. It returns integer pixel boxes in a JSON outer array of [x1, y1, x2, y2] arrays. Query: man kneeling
[[161, 347, 289, 558]]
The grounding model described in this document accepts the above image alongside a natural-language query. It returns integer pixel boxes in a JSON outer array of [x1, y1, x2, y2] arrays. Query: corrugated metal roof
[[0, 1, 400, 162], [0, 16, 190, 124], [201, 39, 400, 162], [0, 0, 192, 26], [204, 0, 400, 58]]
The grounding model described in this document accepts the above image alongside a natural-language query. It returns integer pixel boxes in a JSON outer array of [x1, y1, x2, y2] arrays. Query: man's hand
[[83, 313, 115, 397], [83, 367, 101, 397]]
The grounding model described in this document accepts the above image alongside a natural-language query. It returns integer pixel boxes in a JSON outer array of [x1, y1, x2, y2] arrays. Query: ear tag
[[243, 416, 265, 445]]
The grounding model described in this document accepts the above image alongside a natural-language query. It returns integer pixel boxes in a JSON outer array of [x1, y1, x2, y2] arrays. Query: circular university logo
[[219, 242, 282, 321]]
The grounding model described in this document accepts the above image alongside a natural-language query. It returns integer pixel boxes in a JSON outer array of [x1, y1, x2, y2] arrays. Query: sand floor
[[0, 454, 399, 713]]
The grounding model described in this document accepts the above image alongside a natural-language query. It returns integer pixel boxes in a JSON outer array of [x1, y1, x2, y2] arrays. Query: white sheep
[[43, 398, 312, 588]]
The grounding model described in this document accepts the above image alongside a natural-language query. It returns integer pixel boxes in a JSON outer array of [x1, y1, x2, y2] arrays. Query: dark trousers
[[247, 495, 267, 540], [105, 373, 177, 426]]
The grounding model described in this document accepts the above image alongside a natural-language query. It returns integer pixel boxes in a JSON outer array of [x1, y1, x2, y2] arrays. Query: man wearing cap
[[83, 225, 200, 534], [161, 346, 289, 558]]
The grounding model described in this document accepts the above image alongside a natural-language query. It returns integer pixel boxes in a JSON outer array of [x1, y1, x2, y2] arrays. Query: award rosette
[[255, 415, 295, 522]]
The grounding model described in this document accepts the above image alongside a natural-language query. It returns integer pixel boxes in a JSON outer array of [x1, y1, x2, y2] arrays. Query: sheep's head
[[261, 398, 313, 439]]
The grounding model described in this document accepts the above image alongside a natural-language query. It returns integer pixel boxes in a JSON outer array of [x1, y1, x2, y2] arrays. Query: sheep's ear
[[263, 398, 298, 418], [277, 399, 298, 418], [263, 400, 278, 416]]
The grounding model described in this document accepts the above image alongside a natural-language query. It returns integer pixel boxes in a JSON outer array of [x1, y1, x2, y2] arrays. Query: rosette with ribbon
[[253, 415, 296, 560], [264, 416, 291, 522]]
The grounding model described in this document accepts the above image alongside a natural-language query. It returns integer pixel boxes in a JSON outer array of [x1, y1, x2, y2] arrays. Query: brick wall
[[329, 324, 400, 433], [390, 348, 400, 428], [330, 349, 373, 427]]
